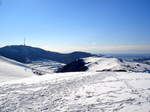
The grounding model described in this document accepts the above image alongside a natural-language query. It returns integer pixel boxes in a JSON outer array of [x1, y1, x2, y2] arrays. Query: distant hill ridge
[[57, 57, 150, 73], [0, 45, 98, 64]]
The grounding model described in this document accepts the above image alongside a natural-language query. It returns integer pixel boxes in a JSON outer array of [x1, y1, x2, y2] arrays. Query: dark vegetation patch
[[96, 69, 127, 72], [57, 59, 88, 73]]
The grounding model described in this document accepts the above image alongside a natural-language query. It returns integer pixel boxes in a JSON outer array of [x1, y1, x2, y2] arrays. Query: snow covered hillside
[[0, 56, 35, 82], [0, 72, 150, 112], [27, 60, 65, 74], [84, 57, 150, 72]]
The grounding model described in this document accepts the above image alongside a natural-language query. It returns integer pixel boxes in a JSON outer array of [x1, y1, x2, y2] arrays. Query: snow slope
[[0, 56, 35, 82], [84, 57, 150, 72], [27, 60, 65, 74], [0, 72, 150, 112]]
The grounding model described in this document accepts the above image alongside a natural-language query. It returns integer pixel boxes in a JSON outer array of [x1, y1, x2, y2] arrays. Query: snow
[[1, 56, 150, 111], [84, 57, 150, 72], [84, 57, 123, 71], [0, 72, 150, 112], [27, 60, 65, 74], [0, 56, 35, 82]]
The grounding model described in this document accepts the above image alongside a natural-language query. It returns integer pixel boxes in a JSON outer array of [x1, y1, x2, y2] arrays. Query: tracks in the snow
[[0, 72, 150, 112]]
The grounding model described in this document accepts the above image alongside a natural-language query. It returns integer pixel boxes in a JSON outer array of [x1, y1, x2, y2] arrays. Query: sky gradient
[[0, 0, 150, 53]]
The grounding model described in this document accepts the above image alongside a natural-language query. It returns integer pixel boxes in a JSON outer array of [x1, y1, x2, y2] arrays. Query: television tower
[[24, 37, 26, 46]]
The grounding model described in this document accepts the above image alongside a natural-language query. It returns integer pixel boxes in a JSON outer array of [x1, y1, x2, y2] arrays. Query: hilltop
[[0, 45, 97, 64]]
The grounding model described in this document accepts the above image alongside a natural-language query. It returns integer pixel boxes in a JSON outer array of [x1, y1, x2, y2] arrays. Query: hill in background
[[0, 45, 98, 64]]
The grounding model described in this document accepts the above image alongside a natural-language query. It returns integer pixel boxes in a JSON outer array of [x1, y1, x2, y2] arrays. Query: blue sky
[[0, 0, 150, 53]]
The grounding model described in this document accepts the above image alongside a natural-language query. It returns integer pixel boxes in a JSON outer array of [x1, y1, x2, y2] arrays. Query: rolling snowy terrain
[[0, 72, 150, 112], [27, 60, 65, 74], [58, 57, 150, 73], [0, 56, 150, 112], [0, 56, 64, 82], [0, 56, 35, 82], [84, 57, 150, 72]]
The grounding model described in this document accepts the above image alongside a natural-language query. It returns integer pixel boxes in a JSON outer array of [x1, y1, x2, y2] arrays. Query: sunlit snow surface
[[27, 60, 65, 73], [84, 57, 150, 72], [0, 56, 34, 82], [0, 72, 150, 112]]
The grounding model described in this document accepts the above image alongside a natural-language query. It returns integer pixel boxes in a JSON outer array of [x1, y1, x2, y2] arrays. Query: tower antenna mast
[[24, 37, 26, 46]]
